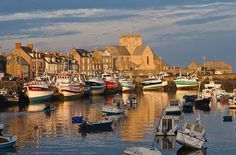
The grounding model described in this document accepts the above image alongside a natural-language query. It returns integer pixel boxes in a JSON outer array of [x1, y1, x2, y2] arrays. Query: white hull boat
[[123, 147, 162, 155], [102, 106, 125, 115], [24, 82, 54, 103], [176, 121, 206, 149]]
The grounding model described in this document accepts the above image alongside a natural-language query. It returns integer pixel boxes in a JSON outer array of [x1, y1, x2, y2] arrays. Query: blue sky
[[0, 0, 236, 70]]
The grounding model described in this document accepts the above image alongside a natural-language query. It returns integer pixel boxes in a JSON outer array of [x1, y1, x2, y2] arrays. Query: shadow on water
[[79, 126, 113, 137], [176, 146, 207, 155], [0, 147, 18, 154]]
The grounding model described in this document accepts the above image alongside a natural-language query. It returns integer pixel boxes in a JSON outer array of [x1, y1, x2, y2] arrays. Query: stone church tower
[[119, 34, 142, 55]]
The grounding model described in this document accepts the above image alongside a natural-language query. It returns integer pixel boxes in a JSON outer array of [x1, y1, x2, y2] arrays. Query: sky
[[0, 0, 236, 70]]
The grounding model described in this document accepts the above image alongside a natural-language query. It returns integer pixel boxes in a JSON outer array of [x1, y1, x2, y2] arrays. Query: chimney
[[15, 43, 21, 49], [28, 43, 33, 49]]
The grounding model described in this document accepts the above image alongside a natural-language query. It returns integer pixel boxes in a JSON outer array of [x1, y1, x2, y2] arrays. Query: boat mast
[[35, 48, 38, 79]]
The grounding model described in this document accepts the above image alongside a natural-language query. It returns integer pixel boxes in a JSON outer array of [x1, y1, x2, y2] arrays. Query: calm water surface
[[1, 91, 236, 155]]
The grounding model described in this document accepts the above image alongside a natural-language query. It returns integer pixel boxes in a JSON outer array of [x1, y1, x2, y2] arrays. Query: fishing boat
[[55, 71, 84, 100], [24, 80, 54, 103], [102, 94, 125, 115], [174, 75, 199, 89], [118, 76, 135, 92], [79, 118, 113, 132], [123, 147, 162, 155], [141, 75, 167, 90], [164, 99, 182, 115], [0, 135, 18, 149], [156, 115, 181, 136], [85, 77, 106, 95], [194, 82, 211, 108], [176, 120, 206, 149], [0, 88, 18, 104], [102, 73, 120, 93]]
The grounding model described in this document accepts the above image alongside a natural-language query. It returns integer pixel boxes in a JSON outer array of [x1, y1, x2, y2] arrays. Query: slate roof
[[75, 49, 91, 57], [132, 45, 148, 55], [105, 46, 130, 56]]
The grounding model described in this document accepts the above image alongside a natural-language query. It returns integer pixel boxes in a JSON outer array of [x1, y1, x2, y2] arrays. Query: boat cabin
[[169, 99, 181, 107], [157, 115, 180, 136], [182, 121, 205, 138]]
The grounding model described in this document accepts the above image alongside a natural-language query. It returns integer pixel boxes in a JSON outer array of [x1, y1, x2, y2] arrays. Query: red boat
[[102, 73, 120, 93]]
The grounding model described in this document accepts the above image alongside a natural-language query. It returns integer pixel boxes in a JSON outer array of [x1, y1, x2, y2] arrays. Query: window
[[147, 56, 149, 65]]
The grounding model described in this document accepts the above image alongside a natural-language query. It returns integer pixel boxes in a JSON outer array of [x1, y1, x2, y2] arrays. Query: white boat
[[201, 88, 213, 99], [176, 121, 206, 149], [123, 147, 162, 155], [156, 115, 181, 136], [24, 80, 54, 103], [164, 99, 182, 115], [174, 75, 198, 89], [0, 135, 18, 149], [228, 97, 236, 109], [55, 72, 84, 99], [0, 88, 18, 103], [204, 80, 221, 89], [119, 76, 135, 92], [85, 77, 106, 95], [141, 75, 167, 90], [102, 94, 125, 115]]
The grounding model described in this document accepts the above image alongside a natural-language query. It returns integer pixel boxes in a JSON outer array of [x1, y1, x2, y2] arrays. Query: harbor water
[[0, 90, 236, 155]]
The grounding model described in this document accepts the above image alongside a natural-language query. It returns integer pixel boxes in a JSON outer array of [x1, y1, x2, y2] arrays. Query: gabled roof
[[132, 45, 148, 55], [75, 49, 91, 57], [21, 46, 34, 58], [188, 60, 201, 69], [105, 46, 130, 56]]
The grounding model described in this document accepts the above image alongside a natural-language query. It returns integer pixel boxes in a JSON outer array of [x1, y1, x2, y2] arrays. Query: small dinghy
[[43, 106, 55, 112], [102, 94, 125, 115], [79, 118, 113, 132], [72, 115, 84, 124], [223, 115, 233, 122], [0, 135, 18, 149], [123, 147, 162, 155]]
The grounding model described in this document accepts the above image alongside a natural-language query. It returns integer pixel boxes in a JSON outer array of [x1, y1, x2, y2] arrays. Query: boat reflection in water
[[120, 91, 169, 142], [1, 90, 230, 155], [156, 136, 176, 151], [177, 146, 207, 155]]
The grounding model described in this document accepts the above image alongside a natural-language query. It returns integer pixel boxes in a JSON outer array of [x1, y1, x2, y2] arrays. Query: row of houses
[[0, 34, 233, 78], [4, 34, 167, 78]]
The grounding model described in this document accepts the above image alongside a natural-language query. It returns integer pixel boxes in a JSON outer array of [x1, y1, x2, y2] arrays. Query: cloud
[[1, 2, 236, 49]]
